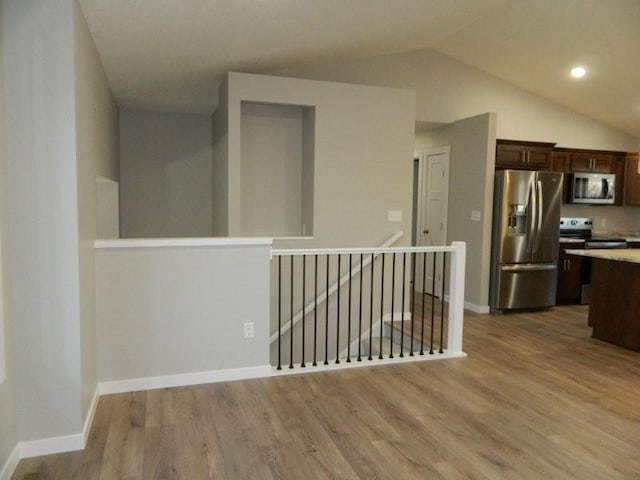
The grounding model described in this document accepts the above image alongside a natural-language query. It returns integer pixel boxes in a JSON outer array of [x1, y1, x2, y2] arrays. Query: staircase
[[361, 293, 449, 357]]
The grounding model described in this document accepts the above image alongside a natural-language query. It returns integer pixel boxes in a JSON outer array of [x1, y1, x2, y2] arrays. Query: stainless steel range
[[559, 217, 627, 248]]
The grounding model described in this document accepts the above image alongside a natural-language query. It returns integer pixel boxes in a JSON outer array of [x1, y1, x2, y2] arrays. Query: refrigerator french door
[[490, 170, 563, 313]]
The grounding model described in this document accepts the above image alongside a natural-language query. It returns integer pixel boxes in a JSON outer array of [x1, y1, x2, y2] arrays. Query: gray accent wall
[[119, 110, 213, 238], [211, 81, 229, 236], [240, 102, 305, 236], [415, 113, 497, 310], [217, 72, 416, 249]]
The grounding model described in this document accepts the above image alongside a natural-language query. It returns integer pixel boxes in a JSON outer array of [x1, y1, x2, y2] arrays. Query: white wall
[[74, 1, 119, 425], [0, 2, 18, 473], [4, 0, 82, 442], [279, 48, 639, 151], [222, 72, 416, 249], [95, 241, 271, 384], [119, 110, 213, 238]]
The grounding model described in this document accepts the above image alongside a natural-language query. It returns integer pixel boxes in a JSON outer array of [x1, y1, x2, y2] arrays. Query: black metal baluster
[[410, 252, 416, 356], [313, 255, 318, 367], [440, 252, 446, 354], [290, 256, 295, 368], [379, 253, 385, 359], [368, 252, 374, 361], [324, 254, 330, 365], [389, 253, 396, 359], [301, 255, 306, 368], [358, 253, 363, 361], [277, 256, 282, 370], [400, 252, 406, 358], [336, 254, 341, 364], [347, 254, 352, 363], [430, 252, 436, 355], [420, 252, 427, 355]]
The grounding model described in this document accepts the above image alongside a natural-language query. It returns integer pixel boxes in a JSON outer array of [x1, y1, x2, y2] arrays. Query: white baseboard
[[464, 301, 490, 314], [98, 364, 273, 395], [20, 386, 100, 459], [19, 432, 85, 459], [272, 350, 467, 377], [0, 385, 99, 471], [0, 444, 20, 480], [83, 388, 100, 444]]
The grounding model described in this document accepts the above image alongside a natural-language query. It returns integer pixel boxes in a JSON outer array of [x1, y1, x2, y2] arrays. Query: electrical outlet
[[243, 322, 254, 339]]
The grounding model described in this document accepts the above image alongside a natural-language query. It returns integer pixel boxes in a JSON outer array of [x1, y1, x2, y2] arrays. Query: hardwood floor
[[13, 305, 640, 479]]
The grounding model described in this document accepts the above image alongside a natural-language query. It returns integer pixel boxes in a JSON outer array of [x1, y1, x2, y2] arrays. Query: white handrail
[[269, 231, 404, 344], [272, 244, 459, 257]]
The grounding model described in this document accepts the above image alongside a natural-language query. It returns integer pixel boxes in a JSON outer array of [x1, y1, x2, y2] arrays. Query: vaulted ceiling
[[77, 0, 640, 137]]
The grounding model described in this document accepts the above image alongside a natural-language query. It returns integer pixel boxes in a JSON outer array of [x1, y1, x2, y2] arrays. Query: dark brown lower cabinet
[[590, 257, 640, 351], [556, 245, 584, 303]]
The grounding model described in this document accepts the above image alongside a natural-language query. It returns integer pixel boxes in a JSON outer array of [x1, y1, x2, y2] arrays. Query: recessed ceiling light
[[570, 66, 586, 79]]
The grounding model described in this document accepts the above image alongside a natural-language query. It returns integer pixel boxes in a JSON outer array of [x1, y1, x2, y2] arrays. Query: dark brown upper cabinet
[[624, 152, 640, 206], [495, 140, 555, 170], [569, 152, 612, 173]]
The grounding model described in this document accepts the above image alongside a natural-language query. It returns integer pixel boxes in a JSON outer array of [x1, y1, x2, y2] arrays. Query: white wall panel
[[95, 242, 271, 382]]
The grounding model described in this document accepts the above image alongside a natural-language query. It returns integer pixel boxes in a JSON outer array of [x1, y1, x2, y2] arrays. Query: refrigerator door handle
[[528, 181, 536, 254], [536, 180, 543, 248]]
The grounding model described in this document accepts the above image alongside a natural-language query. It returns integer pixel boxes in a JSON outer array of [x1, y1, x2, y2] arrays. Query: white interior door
[[415, 147, 450, 297]]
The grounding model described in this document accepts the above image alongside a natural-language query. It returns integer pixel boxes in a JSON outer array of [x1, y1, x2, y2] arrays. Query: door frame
[[414, 146, 450, 296], [415, 146, 450, 247]]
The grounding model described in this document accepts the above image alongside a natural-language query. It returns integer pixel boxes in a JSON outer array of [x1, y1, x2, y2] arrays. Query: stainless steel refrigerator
[[490, 170, 563, 313]]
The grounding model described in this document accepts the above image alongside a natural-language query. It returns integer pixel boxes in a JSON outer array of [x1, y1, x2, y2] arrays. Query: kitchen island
[[566, 248, 640, 351]]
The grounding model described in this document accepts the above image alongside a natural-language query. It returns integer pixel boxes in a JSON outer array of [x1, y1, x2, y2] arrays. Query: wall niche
[[240, 101, 315, 237]]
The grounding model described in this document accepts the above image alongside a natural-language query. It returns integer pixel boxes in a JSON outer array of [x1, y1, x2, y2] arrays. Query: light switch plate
[[387, 210, 402, 222], [471, 210, 481, 221]]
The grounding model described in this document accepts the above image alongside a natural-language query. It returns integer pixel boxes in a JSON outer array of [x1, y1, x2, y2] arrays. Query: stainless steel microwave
[[570, 172, 615, 204]]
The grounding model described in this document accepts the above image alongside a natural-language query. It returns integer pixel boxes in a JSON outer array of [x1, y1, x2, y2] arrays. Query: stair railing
[[270, 241, 466, 372], [268, 231, 404, 345]]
